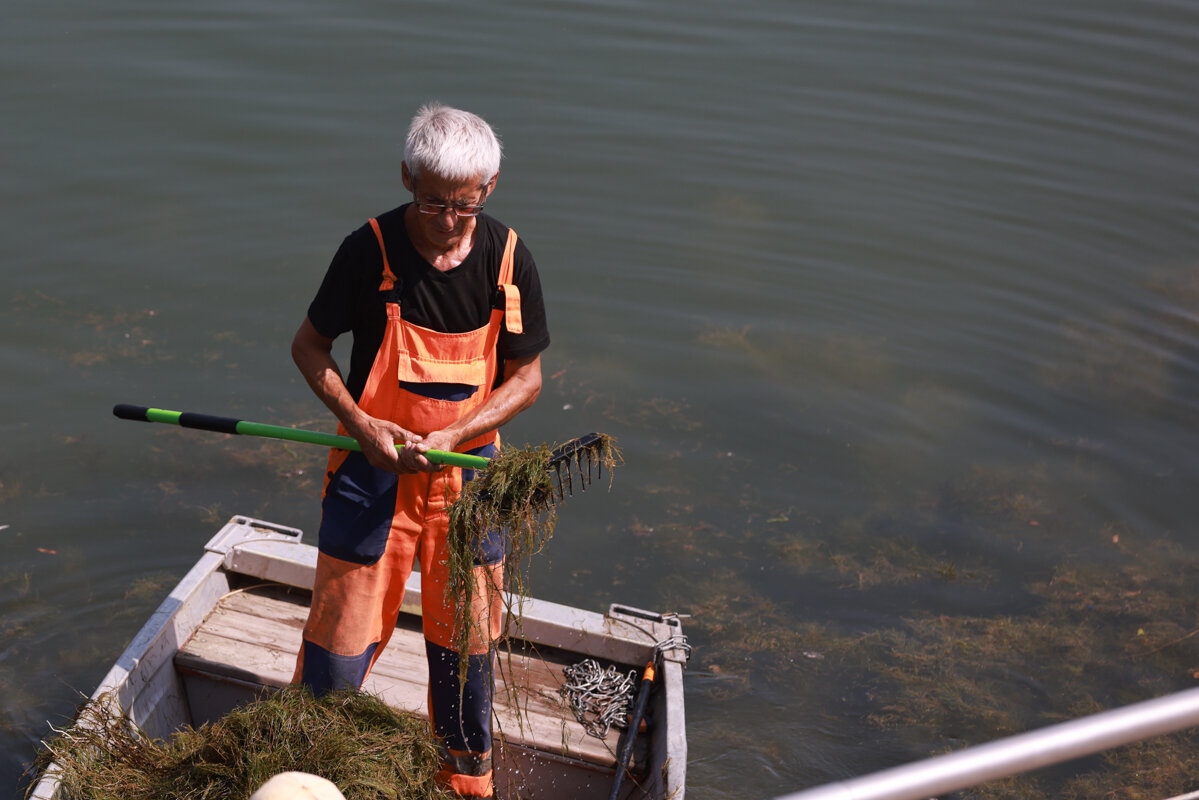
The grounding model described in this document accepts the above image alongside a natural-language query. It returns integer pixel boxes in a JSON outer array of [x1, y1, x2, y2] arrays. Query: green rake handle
[[112, 404, 490, 470]]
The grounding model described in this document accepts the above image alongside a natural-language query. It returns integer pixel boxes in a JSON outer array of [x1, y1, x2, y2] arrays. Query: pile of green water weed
[[29, 687, 453, 800]]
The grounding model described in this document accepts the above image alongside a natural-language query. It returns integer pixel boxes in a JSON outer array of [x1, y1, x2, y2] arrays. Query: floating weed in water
[[69, 308, 167, 369], [194, 503, 226, 527], [1, 568, 33, 599], [934, 462, 1054, 525], [122, 573, 174, 602], [828, 536, 988, 590], [227, 442, 322, 491], [625, 444, 1199, 796], [697, 325, 752, 350], [616, 396, 703, 433], [121, 407, 339, 524], [1049, 732, 1199, 800], [1034, 535, 1199, 671], [850, 535, 1199, 796], [765, 511, 992, 590], [0, 475, 58, 504], [696, 324, 786, 385], [1036, 307, 1175, 411], [28, 686, 452, 800], [698, 324, 895, 395], [671, 534, 1199, 795], [803, 332, 896, 390], [770, 536, 829, 574], [666, 570, 851, 703], [859, 614, 1076, 740], [543, 360, 708, 443], [0, 668, 45, 735], [1144, 262, 1199, 304]]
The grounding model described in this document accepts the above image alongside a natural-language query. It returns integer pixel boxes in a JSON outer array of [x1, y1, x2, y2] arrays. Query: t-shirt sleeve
[[306, 229, 372, 340], [500, 237, 551, 360]]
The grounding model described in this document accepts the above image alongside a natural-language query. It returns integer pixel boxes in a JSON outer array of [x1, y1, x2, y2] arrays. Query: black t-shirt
[[307, 204, 551, 401]]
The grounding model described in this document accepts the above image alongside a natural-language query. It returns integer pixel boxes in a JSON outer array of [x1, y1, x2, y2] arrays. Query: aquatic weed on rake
[[444, 433, 622, 672]]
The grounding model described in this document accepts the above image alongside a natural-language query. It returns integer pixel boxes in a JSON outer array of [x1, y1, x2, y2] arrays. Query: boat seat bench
[[174, 584, 636, 771]]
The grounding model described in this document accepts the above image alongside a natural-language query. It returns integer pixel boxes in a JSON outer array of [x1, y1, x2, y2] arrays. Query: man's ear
[[484, 171, 499, 198], [401, 162, 414, 192]]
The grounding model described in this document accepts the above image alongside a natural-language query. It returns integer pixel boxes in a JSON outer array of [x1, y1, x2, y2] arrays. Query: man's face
[[402, 164, 495, 250]]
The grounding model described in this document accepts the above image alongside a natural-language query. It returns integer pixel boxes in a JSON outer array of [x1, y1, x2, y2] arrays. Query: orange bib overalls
[[294, 218, 523, 797]]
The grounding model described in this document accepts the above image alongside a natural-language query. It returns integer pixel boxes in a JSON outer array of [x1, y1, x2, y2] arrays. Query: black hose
[[608, 660, 656, 800]]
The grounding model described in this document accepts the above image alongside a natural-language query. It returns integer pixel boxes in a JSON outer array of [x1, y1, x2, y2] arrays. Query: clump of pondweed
[[444, 436, 621, 683], [28, 686, 453, 800]]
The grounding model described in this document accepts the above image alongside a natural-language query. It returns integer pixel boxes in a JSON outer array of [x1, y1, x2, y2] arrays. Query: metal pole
[[774, 686, 1199, 800]]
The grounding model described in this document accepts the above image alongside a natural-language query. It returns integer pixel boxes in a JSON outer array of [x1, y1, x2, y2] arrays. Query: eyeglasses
[[412, 194, 486, 218]]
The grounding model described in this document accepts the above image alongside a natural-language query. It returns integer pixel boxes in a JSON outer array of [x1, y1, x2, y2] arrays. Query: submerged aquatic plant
[[28, 686, 452, 800]]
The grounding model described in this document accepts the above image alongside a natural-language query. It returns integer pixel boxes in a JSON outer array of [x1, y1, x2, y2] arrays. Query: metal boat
[[29, 516, 687, 799]]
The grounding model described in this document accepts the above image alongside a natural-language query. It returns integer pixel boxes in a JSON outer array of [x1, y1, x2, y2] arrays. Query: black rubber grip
[[113, 404, 150, 422], [177, 412, 240, 435]]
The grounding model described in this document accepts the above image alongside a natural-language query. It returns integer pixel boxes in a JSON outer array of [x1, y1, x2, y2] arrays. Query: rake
[[112, 404, 611, 496]]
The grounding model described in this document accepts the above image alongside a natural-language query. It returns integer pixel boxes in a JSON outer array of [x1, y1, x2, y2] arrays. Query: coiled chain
[[560, 659, 637, 739]]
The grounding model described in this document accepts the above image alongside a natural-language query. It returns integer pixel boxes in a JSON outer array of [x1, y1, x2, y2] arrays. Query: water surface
[[4, 2, 1199, 798]]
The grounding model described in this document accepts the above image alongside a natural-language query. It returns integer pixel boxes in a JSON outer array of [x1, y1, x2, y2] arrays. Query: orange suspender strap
[[498, 228, 523, 334], [368, 218, 398, 292], [370, 219, 518, 333]]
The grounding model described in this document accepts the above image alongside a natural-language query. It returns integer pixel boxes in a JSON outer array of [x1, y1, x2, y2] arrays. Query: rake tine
[[550, 433, 603, 498], [549, 433, 602, 466], [544, 431, 624, 499]]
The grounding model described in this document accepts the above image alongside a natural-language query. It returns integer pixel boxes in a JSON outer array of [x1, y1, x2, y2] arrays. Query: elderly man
[[290, 103, 550, 797]]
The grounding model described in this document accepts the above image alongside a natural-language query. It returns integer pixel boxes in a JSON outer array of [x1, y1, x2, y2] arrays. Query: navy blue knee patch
[[300, 639, 378, 696], [319, 451, 399, 565], [426, 639, 494, 753]]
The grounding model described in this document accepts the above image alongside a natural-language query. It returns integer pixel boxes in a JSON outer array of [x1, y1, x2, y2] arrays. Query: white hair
[[403, 103, 502, 187]]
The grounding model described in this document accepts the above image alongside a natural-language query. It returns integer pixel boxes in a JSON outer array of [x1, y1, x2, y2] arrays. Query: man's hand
[[406, 429, 460, 473], [293, 318, 431, 475], [399, 354, 541, 473], [345, 412, 425, 474]]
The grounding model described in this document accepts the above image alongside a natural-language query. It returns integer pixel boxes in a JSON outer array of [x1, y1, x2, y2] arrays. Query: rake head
[[548, 432, 620, 499]]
